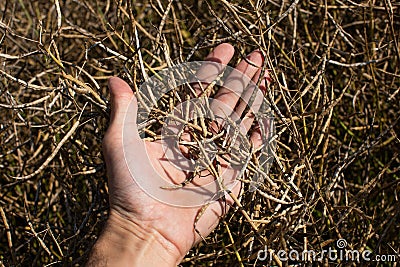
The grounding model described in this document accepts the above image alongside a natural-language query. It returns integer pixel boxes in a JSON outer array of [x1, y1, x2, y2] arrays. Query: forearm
[[87, 212, 180, 267]]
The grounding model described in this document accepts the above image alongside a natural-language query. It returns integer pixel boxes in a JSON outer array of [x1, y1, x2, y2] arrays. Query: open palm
[[102, 43, 268, 262]]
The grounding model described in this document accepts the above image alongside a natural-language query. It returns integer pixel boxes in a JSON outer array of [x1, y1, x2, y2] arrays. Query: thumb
[[106, 77, 140, 139]]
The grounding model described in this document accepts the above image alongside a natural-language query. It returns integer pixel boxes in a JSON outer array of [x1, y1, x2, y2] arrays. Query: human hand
[[87, 43, 270, 266]]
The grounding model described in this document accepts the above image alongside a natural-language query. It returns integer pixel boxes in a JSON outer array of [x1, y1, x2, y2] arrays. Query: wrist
[[87, 211, 181, 267]]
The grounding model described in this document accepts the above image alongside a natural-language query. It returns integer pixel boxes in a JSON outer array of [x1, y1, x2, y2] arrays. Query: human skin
[[86, 43, 268, 266]]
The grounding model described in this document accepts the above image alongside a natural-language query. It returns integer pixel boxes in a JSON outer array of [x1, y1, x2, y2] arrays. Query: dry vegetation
[[0, 0, 399, 266]]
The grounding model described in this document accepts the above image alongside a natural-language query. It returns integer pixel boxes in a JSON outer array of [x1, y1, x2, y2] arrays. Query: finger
[[250, 117, 273, 149], [211, 50, 264, 117], [103, 77, 140, 189], [192, 43, 235, 96], [106, 77, 140, 140], [175, 43, 234, 154], [236, 67, 270, 133]]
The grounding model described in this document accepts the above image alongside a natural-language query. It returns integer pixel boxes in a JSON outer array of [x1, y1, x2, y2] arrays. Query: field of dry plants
[[0, 0, 399, 266]]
